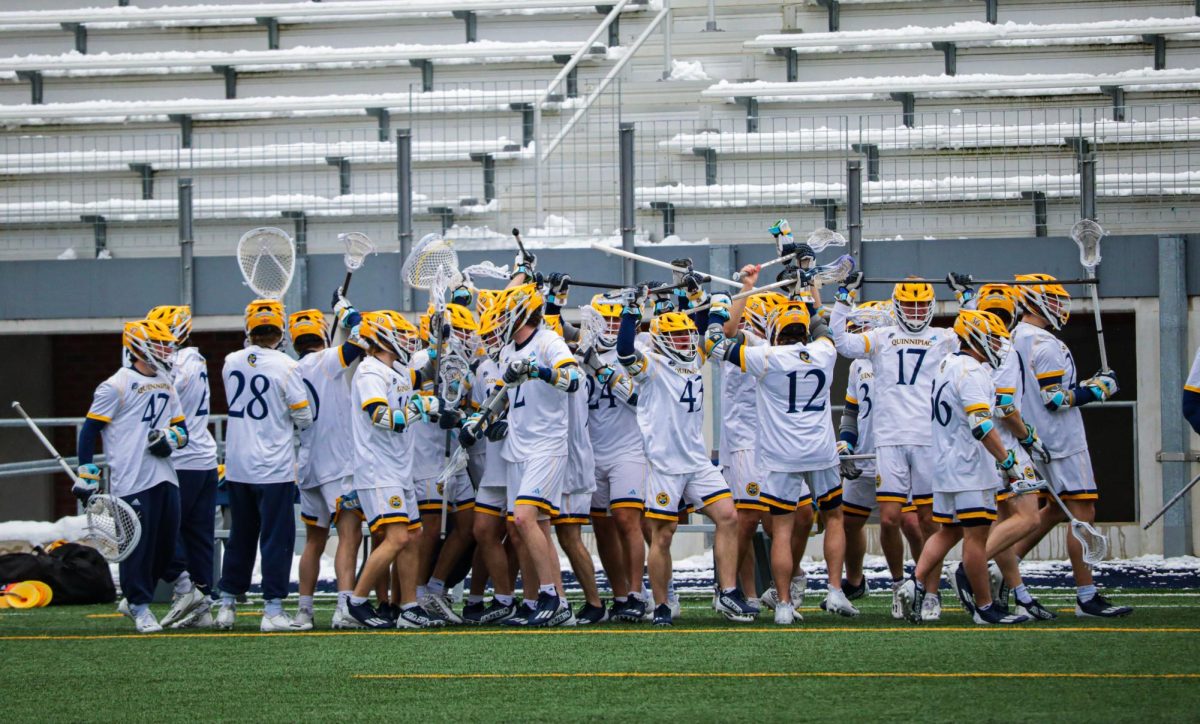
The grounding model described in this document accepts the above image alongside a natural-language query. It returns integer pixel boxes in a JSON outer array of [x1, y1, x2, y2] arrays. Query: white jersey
[[499, 327, 575, 462], [168, 346, 218, 471], [1011, 322, 1088, 458], [1187, 345, 1200, 393], [991, 340, 1023, 450], [845, 358, 876, 455], [629, 351, 711, 474], [222, 345, 309, 485], [741, 337, 839, 473], [87, 366, 183, 497], [831, 304, 958, 447], [351, 355, 417, 489], [472, 357, 507, 487], [720, 361, 758, 460], [566, 371, 597, 494], [932, 353, 1000, 492], [585, 347, 643, 464], [296, 344, 357, 489]]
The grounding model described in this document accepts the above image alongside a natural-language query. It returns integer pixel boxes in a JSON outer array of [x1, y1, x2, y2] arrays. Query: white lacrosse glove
[[996, 449, 1021, 483], [406, 394, 441, 424], [502, 358, 536, 386], [1018, 423, 1050, 465], [1083, 371, 1119, 401], [74, 464, 101, 502]]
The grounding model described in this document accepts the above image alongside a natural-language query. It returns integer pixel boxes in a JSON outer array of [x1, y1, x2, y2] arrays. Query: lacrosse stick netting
[[340, 232, 377, 272], [84, 495, 143, 563], [805, 227, 848, 253], [438, 354, 472, 408], [1070, 219, 1104, 273], [577, 305, 606, 354], [237, 227, 295, 300], [403, 233, 459, 291], [1038, 462, 1109, 566]]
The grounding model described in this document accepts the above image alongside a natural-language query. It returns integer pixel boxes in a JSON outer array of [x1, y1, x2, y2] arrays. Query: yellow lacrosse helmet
[[360, 310, 418, 363], [445, 303, 479, 333], [649, 311, 699, 365], [288, 309, 328, 344], [892, 278, 935, 333], [545, 313, 564, 337], [977, 284, 1018, 330], [492, 283, 545, 344], [954, 309, 1012, 368], [123, 319, 177, 375], [589, 293, 624, 348], [245, 299, 285, 336], [768, 300, 812, 344], [477, 305, 505, 362], [146, 305, 192, 344], [475, 289, 502, 318], [743, 292, 788, 337], [1014, 273, 1071, 330]]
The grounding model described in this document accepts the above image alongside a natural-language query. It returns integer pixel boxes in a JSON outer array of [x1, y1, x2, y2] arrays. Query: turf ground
[[2, 589, 1198, 722]]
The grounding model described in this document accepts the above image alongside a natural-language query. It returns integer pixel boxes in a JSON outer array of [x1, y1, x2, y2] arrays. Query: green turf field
[[2, 590, 1198, 722]]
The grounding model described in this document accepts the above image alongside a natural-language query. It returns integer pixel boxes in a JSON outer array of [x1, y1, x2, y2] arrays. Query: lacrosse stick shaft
[[687, 278, 796, 315], [1143, 471, 1200, 530], [863, 277, 1093, 286], [589, 243, 741, 289], [732, 254, 794, 283], [569, 279, 627, 290], [342, 271, 354, 296], [512, 228, 527, 257], [440, 431, 452, 538], [11, 402, 82, 484], [1086, 270, 1110, 372]]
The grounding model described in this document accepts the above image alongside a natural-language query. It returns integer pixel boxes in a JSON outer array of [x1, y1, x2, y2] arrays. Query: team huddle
[[74, 234, 1134, 633]]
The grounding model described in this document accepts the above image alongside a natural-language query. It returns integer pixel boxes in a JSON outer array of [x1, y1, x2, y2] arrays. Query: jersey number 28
[[228, 371, 271, 420]]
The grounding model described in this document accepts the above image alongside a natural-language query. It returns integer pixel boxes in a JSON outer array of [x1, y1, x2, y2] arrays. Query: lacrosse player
[[578, 294, 653, 621], [617, 281, 758, 627], [287, 300, 369, 630], [217, 300, 313, 632], [347, 311, 445, 629], [900, 310, 1030, 625], [77, 319, 186, 633], [831, 274, 958, 618], [1009, 275, 1131, 618], [143, 306, 218, 630]]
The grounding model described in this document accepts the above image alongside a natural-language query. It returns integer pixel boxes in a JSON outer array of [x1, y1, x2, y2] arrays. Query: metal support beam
[[851, 143, 879, 182], [366, 107, 390, 142], [890, 92, 916, 128], [692, 147, 718, 186], [650, 202, 676, 238], [178, 178, 194, 307], [1158, 234, 1192, 555], [553, 55, 580, 98], [784, 48, 798, 83], [325, 156, 351, 196], [1100, 85, 1126, 121], [255, 17, 280, 50], [704, 0, 720, 32], [410, 59, 433, 92], [429, 207, 455, 233], [213, 65, 237, 99], [282, 211, 308, 309], [816, 0, 840, 32], [619, 122, 636, 286], [168, 114, 193, 149], [452, 10, 477, 43], [1079, 152, 1097, 222], [933, 41, 957, 76], [80, 215, 107, 258], [512, 103, 535, 147], [1021, 190, 1047, 237], [735, 97, 759, 133], [1143, 34, 1167, 70], [62, 23, 86, 54], [16, 71, 42, 105], [983, 0, 998, 24], [128, 163, 156, 200], [470, 153, 497, 202], [847, 160, 862, 260], [810, 198, 838, 231], [1064, 135, 1092, 161], [397, 128, 414, 311]]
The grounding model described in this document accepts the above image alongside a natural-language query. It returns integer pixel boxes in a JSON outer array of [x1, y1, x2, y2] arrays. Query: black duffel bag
[[0, 542, 116, 605]]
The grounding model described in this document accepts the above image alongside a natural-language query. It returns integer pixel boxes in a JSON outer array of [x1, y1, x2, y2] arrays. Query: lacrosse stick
[[846, 301, 895, 330], [237, 227, 295, 300], [10, 402, 142, 563], [688, 255, 856, 315], [461, 260, 510, 285], [863, 276, 1092, 285], [1143, 471, 1200, 530], [338, 231, 376, 296], [589, 243, 741, 289], [435, 446, 471, 505], [577, 304, 606, 356], [1033, 460, 1108, 566], [733, 227, 848, 282], [1070, 218, 1109, 373]]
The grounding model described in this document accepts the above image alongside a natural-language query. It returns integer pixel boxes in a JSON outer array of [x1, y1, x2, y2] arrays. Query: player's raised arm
[[829, 271, 869, 358]]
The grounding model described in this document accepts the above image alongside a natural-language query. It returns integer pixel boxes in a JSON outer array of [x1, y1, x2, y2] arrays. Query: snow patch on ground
[[668, 59, 709, 81]]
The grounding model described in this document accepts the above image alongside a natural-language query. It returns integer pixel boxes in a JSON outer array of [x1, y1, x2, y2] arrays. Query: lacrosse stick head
[[846, 300, 894, 334], [429, 262, 454, 316], [237, 227, 295, 300], [805, 227, 848, 254], [438, 447, 470, 485], [402, 233, 459, 291], [577, 304, 607, 354], [83, 494, 142, 563], [1069, 219, 1104, 273], [339, 232, 376, 273], [811, 254, 856, 287], [438, 354, 472, 407], [462, 261, 511, 283], [1072, 521, 1109, 566]]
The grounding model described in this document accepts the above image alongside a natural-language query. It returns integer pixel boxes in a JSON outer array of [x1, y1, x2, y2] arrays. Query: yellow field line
[[2, 626, 1199, 642], [354, 671, 1200, 681]]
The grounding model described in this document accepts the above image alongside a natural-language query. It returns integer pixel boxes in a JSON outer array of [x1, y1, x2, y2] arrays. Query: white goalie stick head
[[577, 304, 606, 354], [805, 227, 848, 254], [403, 233, 460, 291], [237, 227, 295, 300], [438, 353, 472, 407], [1074, 520, 1110, 566], [462, 260, 511, 283], [847, 300, 895, 332], [83, 494, 142, 563], [437, 447, 470, 488], [1069, 219, 1104, 272], [810, 254, 856, 287], [339, 231, 377, 273]]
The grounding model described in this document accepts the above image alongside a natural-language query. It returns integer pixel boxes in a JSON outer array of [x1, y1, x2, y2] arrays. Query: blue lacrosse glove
[[707, 293, 733, 326], [74, 464, 101, 502], [836, 270, 863, 304], [1083, 371, 1119, 401], [338, 490, 361, 513], [406, 394, 441, 423], [946, 272, 975, 306], [996, 449, 1020, 483], [458, 412, 484, 447], [1019, 423, 1050, 464]]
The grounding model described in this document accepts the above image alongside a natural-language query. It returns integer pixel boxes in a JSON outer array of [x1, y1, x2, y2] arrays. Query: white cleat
[[987, 561, 1004, 605], [160, 587, 206, 628], [117, 597, 132, 620], [172, 605, 213, 629], [667, 590, 682, 620], [759, 587, 779, 611], [920, 592, 942, 622], [790, 573, 808, 609], [215, 602, 236, 630], [422, 594, 464, 625], [289, 610, 315, 631], [133, 608, 163, 633], [774, 601, 800, 625], [890, 580, 909, 620], [821, 588, 861, 618], [332, 603, 365, 629], [260, 611, 295, 632]]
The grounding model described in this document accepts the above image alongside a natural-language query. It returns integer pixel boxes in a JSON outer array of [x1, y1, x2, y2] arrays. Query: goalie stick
[[589, 243, 742, 289], [1142, 471, 1200, 530], [732, 227, 848, 282], [338, 231, 376, 296]]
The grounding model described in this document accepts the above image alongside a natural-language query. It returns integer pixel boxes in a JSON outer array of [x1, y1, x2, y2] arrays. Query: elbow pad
[[1041, 383, 1070, 411], [995, 390, 1016, 417], [610, 372, 637, 404], [538, 365, 580, 392], [371, 405, 407, 432], [291, 404, 314, 431], [968, 409, 994, 441]]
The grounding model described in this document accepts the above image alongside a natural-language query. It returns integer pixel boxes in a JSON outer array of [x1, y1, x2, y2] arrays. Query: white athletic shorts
[[644, 464, 731, 521], [592, 457, 648, 516], [552, 492, 593, 525], [932, 489, 997, 527], [841, 463, 879, 518], [876, 444, 935, 506], [1043, 450, 1099, 501], [506, 454, 567, 520], [299, 476, 359, 529], [358, 484, 421, 533], [414, 472, 476, 515], [722, 449, 766, 512], [474, 485, 507, 520], [760, 466, 841, 513]]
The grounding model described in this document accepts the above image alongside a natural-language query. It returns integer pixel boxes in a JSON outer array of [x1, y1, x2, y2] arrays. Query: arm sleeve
[[616, 313, 639, 361], [839, 366, 861, 446], [77, 417, 106, 465], [1185, 390, 1200, 435], [336, 340, 365, 368], [167, 386, 186, 427], [829, 302, 871, 358]]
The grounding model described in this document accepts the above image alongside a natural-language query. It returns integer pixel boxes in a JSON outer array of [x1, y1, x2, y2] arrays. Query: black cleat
[[1016, 598, 1057, 621], [615, 594, 647, 622], [842, 577, 868, 601], [464, 600, 517, 625], [1075, 593, 1133, 618], [347, 601, 393, 629], [652, 603, 673, 626], [973, 603, 1030, 625], [575, 602, 608, 625]]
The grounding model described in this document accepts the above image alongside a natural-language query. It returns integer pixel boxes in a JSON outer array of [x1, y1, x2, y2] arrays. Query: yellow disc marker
[[0, 592, 9, 609], [2, 582, 42, 609], [26, 581, 53, 607]]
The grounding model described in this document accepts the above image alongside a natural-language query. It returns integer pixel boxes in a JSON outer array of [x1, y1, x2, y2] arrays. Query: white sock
[[1014, 584, 1034, 605], [337, 590, 352, 607], [792, 573, 807, 585], [615, 595, 628, 604], [221, 592, 236, 607], [522, 599, 537, 611], [131, 602, 150, 616], [1078, 584, 1097, 602], [350, 595, 368, 606], [538, 584, 557, 597], [264, 599, 283, 616], [416, 585, 427, 600], [495, 594, 514, 606], [172, 572, 193, 595], [427, 578, 446, 596], [298, 595, 314, 614]]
